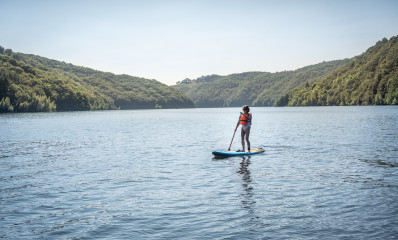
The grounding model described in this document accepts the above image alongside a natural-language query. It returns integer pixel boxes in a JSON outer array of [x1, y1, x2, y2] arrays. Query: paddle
[[228, 126, 238, 151]]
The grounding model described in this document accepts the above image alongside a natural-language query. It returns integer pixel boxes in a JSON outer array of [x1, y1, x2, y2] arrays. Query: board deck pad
[[212, 148, 264, 157]]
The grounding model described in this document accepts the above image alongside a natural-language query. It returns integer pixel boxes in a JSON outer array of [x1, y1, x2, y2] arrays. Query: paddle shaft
[[228, 127, 238, 151]]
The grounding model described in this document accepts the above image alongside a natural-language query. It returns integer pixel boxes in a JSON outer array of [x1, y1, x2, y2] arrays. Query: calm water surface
[[1, 107, 398, 239]]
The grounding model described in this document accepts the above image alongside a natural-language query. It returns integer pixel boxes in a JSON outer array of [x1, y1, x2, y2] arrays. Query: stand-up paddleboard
[[212, 148, 264, 158]]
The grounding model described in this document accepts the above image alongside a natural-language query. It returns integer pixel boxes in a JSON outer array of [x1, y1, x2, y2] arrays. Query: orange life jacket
[[239, 112, 251, 125]]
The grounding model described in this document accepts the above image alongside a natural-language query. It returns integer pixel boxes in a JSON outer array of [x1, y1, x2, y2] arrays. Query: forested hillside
[[173, 59, 350, 107], [275, 36, 398, 106], [0, 48, 194, 112]]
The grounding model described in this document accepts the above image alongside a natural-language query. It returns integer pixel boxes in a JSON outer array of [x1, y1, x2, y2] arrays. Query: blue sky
[[1, 0, 397, 85]]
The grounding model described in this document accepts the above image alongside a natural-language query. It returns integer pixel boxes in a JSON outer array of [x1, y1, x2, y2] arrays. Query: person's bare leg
[[246, 127, 251, 152], [241, 128, 245, 151]]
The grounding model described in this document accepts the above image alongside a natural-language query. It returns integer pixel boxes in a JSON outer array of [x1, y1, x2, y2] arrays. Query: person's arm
[[235, 114, 241, 130]]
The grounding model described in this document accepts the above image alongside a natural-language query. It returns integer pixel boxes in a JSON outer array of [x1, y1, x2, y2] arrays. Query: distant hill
[[275, 36, 398, 106], [173, 59, 350, 107], [0, 48, 194, 112]]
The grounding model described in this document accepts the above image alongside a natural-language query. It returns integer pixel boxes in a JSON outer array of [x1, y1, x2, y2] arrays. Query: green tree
[[0, 97, 14, 112], [4, 49, 13, 56]]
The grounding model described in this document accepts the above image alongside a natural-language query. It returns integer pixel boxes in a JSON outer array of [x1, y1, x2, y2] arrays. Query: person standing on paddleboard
[[235, 105, 252, 152]]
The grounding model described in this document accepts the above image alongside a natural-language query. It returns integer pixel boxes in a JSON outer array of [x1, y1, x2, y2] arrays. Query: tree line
[[275, 36, 398, 106], [173, 60, 350, 107], [0, 48, 194, 113]]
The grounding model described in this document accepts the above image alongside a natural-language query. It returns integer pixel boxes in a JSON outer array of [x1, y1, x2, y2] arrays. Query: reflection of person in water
[[237, 156, 255, 212]]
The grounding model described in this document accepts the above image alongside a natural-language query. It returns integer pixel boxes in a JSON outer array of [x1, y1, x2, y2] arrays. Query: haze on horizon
[[1, 0, 398, 85]]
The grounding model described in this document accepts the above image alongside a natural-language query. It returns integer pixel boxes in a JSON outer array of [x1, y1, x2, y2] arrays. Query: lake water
[[1, 106, 398, 239]]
